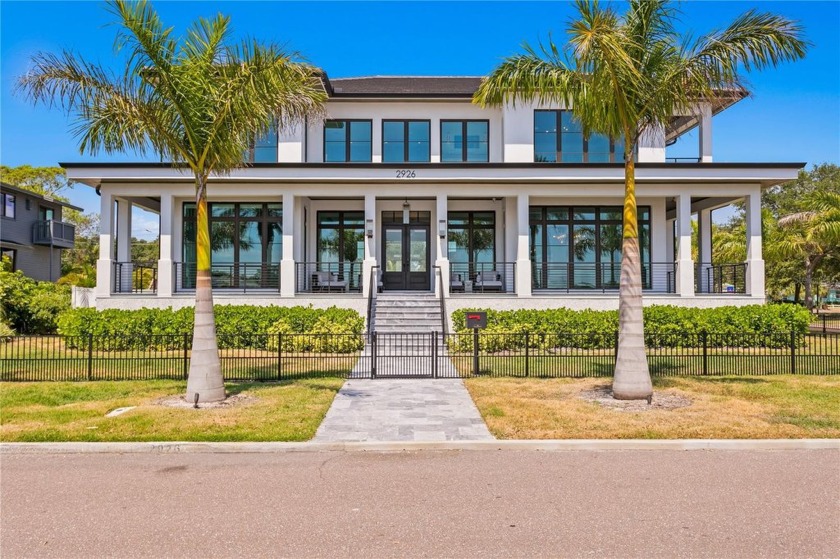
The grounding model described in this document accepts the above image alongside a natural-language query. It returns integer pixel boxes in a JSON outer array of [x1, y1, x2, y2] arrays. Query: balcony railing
[[32, 220, 75, 248], [532, 262, 676, 293], [295, 261, 363, 293], [449, 262, 516, 294], [113, 261, 157, 294], [696, 262, 746, 294], [174, 262, 280, 293], [665, 157, 702, 163]]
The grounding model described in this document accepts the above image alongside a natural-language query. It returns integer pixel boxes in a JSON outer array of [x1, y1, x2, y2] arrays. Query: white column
[[675, 194, 694, 296], [157, 194, 174, 297], [96, 191, 114, 299], [115, 199, 132, 292], [745, 189, 765, 297], [665, 218, 675, 263], [697, 208, 713, 292], [435, 193, 449, 296], [637, 124, 666, 162], [280, 193, 296, 297], [516, 193, 532, 297], [699, 103, 713, 163], [362, 194, 377, 298]]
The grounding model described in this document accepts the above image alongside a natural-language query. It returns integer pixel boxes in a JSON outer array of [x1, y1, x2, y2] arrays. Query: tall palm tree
[[474, 0, 806, 399], [18, 0, 326, 402]]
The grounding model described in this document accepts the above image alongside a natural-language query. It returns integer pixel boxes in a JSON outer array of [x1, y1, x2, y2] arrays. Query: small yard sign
[[465, 311, 487, 329]]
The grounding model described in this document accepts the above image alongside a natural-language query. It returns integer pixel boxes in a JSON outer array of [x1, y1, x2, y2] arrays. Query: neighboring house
[[62, 74, 803, 319], [0, 182, 79, 282]]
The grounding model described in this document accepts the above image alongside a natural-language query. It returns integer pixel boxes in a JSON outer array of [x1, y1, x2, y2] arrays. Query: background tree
[[18, 0, 326, 402], [474, 0, 807, 399]]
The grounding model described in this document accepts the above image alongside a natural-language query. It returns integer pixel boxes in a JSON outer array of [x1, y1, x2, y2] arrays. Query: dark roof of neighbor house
[[0, 182, 84, 212], [323, 76, 484, 98]]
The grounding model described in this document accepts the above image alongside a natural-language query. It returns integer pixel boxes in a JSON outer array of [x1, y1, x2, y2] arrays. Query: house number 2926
[[396, 169, 416, 178]]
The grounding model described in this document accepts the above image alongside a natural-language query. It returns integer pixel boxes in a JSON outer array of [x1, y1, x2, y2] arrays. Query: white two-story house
[[63, 74, 803, 319]]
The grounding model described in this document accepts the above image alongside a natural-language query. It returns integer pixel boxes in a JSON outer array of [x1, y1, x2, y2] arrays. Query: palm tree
[[18, 0, 326, 402], [474, 0, 806, 399]]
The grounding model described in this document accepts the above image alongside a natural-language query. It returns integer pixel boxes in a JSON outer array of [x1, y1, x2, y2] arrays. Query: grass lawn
[[0, 379, 344, 442], [464, 375, 840, 439]]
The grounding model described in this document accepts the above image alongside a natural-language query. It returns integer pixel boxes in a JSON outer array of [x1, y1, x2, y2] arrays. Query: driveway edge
[[2, 439, 839, 454]]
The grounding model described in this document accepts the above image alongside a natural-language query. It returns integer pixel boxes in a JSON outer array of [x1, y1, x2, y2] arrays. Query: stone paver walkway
[[314, 379, 494, 442]]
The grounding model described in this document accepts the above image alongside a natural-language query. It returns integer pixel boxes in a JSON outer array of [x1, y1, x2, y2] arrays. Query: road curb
[[2, 439, 838, 454]]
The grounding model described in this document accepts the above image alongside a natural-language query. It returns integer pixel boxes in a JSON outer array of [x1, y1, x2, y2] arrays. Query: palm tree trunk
[[186, 174, 225, 403], [803, 255, 822, 312], [612, 155, 653, 400]]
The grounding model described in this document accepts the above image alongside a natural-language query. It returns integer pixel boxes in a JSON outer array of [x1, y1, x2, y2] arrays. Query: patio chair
[[313, 270, 347, 292], [450, 272, 464, 292], [474, 270, 503, 292]]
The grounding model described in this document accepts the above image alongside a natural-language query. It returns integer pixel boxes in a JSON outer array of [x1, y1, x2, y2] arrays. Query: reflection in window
[[383, 120, 430, 163], [441, 120, 488, 162], [324, 120, 372, 162], [534, 110, 625, 163], [447, 211, 495, 265], [244, 123, 278, 163], [2, 194, 15, 219]]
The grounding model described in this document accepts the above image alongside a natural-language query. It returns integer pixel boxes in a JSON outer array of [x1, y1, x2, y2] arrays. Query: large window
[[1, 248, 15, 270], [447, 211, 495, 265], [534, 110, 625, 163], [245, 123, 278, 163], [324, 120, 372, 162], [441, 120, 489, 162], [182, 202, 282, 265], [530, 206, 650, 289], [383, 120, 430, 163], [1, 193, 15, 219], [317, 211, 365, 264]]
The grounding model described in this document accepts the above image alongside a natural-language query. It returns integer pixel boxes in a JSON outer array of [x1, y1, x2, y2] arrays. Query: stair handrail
[[366, 265, 379, 339], [434, 265, 448, 337]]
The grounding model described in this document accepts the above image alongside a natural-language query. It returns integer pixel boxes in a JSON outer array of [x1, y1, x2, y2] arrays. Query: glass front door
[[381, 225, 430, 291]]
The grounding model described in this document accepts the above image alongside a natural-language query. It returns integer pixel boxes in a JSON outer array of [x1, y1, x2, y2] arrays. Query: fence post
[[371, 332, 377, 379], [183, 333, 190, 380], [823, 314, 827, 335], [790, 328, 796, 375], [87, 334, 93, 381], [472, 328, 480, 376], [702, 330, 708, 375], [524, 331, 530, 378], [277, 333, 283, 381], [432, 332, 438, 379]]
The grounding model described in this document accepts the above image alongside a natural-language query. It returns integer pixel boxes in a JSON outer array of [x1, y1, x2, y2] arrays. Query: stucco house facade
[[62, 75, 803, 320]]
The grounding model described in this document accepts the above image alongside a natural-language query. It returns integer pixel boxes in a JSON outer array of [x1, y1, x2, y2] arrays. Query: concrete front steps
[[372, 292, 445, 334]]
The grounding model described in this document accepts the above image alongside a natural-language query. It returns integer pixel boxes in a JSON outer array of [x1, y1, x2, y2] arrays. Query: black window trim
[[447, 210, 496, 264], [182, 201, 282, 264], [246, 123, 279, 164], [534, 109, 625, 163], [440, 119, 490, 163], [323, 119, 373, 163], [316, 210, 366, 263], [1, 193, 16, 220], [381, 119, 432, 163], [1, 248, 15, 271]]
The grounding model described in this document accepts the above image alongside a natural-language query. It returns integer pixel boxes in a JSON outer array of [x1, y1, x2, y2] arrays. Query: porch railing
[[32, 219, 75, 248], [113, 261, 158, 294], [696, 262, 746, 294], [531, 262, 676, 293], [174, 262, 280, 293], [449, 262, 516, 294], [295, 261, 363, 293]]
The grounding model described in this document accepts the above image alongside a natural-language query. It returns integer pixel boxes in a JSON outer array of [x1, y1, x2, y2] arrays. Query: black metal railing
[[666, 157, 702, 163], [113, 261, 158, 294], [531, 262, 676, 293], [435, 266, 447, 336], [32, 220, 75, 248], [174, 262, 280, 293], [366, 265, 379, 338], [811, 314, 840, 334], [448, 262, 516, 294], [2, 330, 837, 382], [695, 263, 746, 294], [295, 261, 363, 293]]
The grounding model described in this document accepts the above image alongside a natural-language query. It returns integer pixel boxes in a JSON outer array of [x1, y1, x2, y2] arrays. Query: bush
[[0, 269, 70, 334], [451, 304, 811, 351]]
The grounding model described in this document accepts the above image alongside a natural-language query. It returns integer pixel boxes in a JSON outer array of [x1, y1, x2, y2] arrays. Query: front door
[[382, 224, 430, 291]]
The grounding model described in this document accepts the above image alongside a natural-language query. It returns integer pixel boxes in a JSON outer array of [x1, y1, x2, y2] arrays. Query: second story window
[[247, 124, 278, 163], [383, 120, 430, 163], [534, 110, 625, 163], [324, 120, 372, 162], [441, 120, 489, 163], [1, 193, 15, 219]]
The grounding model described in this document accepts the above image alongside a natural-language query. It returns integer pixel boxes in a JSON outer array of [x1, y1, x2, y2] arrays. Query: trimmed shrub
[[0, 269, 70, 334]]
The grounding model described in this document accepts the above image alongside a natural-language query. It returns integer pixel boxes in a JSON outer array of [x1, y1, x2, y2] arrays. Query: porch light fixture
[[365, 218, 374, 238], [438, 219, 447, 238], [402, 200, 410, 224]]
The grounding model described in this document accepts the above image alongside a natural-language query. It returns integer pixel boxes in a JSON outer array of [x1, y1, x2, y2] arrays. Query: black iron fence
[[449, 262, 516, 294], [532, 262, 676, 293], [695, 263, 747, 294], [811, 314, 840, 333], [295, 261, 363, 293], [113, 261, 158, 294], [1, 330, 837, 382], [174, 262, 280, 292]]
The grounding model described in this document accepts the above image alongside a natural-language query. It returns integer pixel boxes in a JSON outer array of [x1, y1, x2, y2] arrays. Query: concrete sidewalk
[[314, 379, 494, 442]]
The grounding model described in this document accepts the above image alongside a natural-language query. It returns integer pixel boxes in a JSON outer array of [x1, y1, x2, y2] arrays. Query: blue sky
[[1, 0, 838, 233]]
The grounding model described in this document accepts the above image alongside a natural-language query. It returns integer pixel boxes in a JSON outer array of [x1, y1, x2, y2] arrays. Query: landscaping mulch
[[578, 384, 692, 412]]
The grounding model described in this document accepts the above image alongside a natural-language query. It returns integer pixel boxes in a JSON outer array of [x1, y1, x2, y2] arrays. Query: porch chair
[[313, 270, 347, 292], [474, 270, 503, 292], [450, 272, 464, 292]]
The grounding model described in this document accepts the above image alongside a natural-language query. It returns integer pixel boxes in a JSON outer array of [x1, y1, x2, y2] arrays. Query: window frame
[[447, 211, 496, 264], [323, 119, 373, 163], [1, 193, 16, 219], [182, 202, 283, 265], [440, 119, 490, 163], [1, 248, 15, 270], [245, 123, 279, 163], [381, 119, 431, 163], [533, 110, 625, 163], [316, 210, 366, 264]]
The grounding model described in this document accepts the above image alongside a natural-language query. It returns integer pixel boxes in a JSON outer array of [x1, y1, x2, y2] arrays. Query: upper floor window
[[534, 110, 625, 163], [324, 120, 372, 162], [441, 120, 488, 163], [1, 193, 15, 219], [246, 123, 278, 163], [383, 120, 430, 163]]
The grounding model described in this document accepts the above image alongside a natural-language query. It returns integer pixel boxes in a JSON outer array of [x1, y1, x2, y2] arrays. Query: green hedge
[[450, 304, 811, 350], [0, 268, 70, 335], [57, 305, 364, 352]]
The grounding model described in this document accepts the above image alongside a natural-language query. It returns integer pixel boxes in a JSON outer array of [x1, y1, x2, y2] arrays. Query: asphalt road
[[1, 449, 838, 558]]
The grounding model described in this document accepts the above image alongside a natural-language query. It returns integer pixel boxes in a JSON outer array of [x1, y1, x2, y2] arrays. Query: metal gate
[[351, 332, 459, 379]]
